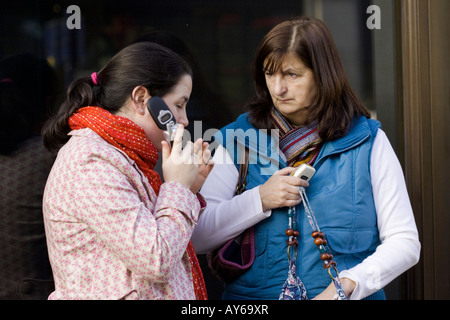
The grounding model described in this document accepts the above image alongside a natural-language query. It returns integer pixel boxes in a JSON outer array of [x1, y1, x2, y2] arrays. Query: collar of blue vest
[[315, 115, 380, 167], [215, 113, 380, 171]]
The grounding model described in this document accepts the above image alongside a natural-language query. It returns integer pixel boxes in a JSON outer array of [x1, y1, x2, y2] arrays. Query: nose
[[177, 111, 189, 127], [273, 75, 287, 96]]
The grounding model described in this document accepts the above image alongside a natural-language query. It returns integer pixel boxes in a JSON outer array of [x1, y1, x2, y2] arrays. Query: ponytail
[[42, 77, 96, 153]]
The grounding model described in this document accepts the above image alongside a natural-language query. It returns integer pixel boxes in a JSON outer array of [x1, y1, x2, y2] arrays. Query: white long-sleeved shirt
[[192, 129, 421, 300]]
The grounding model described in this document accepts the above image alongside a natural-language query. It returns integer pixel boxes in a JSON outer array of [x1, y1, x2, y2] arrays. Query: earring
[[140, 108, 144, 114]]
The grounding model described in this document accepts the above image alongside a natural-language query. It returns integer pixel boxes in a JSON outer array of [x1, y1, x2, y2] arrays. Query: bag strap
[[234, 146, 249, 196], [234, 146, 250, 245]]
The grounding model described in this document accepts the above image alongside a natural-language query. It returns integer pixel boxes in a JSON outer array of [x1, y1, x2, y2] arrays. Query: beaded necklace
[[272, 107, 346, 299], [280, 187, 347, 300]]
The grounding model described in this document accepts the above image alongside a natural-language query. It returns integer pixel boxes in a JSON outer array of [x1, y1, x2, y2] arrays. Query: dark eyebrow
[[281, 66, 303, 74]]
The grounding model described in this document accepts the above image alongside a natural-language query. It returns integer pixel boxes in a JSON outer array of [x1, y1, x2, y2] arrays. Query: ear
[[130, 86, 151, 115]]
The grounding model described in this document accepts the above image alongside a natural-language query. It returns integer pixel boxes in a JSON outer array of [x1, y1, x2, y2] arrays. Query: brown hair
[[42, 42, 192, 153], [247, 17, 370, 140]]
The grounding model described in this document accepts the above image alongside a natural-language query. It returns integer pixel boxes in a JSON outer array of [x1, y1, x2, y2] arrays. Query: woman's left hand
[[189, 142, 214, 194], [312, 277, 356, 300]]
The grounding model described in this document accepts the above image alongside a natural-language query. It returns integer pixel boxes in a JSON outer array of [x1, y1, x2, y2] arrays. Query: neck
[[277, 110, 310, 129]]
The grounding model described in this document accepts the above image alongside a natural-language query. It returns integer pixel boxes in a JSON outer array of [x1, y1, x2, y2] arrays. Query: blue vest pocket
[[323, 228, 377, 254]]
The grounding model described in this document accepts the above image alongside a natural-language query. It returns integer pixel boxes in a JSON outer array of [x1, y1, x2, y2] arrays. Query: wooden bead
[[320, 253, 334, 261], [311, 231, 320, 238], [286, 228, 294, 237], [314, 237, 323, 246], [320, 253, 330, 261], [293, 230, 299, 237]]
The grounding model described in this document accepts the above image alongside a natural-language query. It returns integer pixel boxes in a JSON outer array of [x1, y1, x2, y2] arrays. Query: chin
[[275, 105, 300, 115]]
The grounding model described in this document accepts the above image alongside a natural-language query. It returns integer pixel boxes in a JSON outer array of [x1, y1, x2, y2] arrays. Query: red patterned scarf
[[270, 108, 322, 167], [69, 106, 207, 300]]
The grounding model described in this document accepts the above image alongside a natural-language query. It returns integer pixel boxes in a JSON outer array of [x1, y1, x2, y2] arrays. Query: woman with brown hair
[[192, 17, 420, 300], [42, 42, 213, 299]]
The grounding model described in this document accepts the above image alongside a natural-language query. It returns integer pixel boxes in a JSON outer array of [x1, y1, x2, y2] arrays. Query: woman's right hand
[[259, 167, 309, 211], [161, 124, 202, 189]]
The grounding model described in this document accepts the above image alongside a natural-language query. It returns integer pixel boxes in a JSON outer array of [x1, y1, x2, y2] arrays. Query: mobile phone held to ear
[[147, 96, 178, 144], [291, 163, 316, 181]]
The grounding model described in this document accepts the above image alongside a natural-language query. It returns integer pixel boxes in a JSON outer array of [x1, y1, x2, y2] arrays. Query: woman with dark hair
[[192, 17, 420, 300], [42, 42, 212, 299]]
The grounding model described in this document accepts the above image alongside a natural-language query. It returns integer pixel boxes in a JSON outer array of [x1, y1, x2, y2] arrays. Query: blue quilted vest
[[213, 113, 385, 300]]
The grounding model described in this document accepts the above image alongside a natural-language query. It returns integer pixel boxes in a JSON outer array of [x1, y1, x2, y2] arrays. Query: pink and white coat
[[43, 128, 202, 299]]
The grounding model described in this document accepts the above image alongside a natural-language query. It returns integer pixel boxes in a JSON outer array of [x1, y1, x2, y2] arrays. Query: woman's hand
[[313, 277, 356, 300], [259, 167, 310, 211], [161, 125, 203, 189], [189, 142, 214, 194]]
